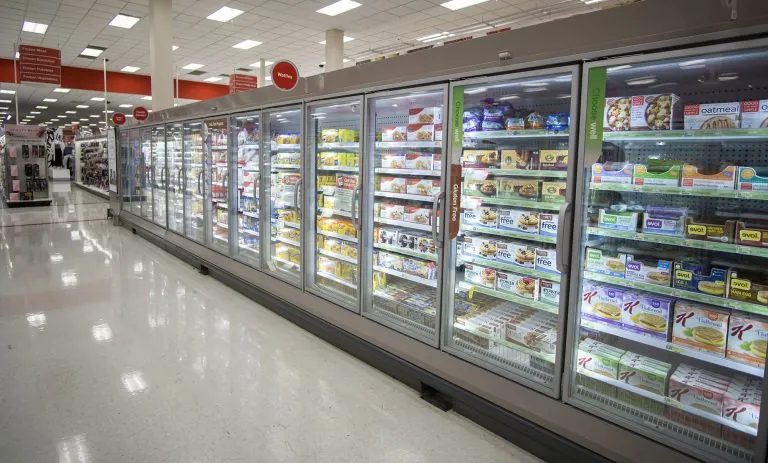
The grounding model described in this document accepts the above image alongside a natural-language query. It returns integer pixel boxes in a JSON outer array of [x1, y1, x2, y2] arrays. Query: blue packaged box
[[673, 261, 727, 297]]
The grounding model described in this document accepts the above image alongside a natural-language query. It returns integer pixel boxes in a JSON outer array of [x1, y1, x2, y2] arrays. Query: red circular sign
[[133, 106, 149, 121], [112, 112, 126, 125], [271, 60, 299, 92]]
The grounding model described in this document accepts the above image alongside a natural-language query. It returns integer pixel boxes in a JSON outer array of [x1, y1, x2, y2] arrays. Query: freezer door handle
[[556, 201, 572, 274], [295, 178, 302, 215], [351, 184, 362, 232], [197, 171, 203, 195], [432, 191, 445, 247]]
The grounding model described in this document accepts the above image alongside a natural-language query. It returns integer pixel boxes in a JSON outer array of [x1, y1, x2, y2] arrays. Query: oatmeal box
[[684, 102, 741, 130], [741, 100, 768, 129]]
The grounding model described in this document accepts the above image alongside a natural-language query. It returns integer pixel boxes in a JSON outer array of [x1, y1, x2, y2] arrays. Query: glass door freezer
[[140, 127, 153, 222], [183, 121, 205, 244], [128, 129, 142, 217], [306, 97, 363, 312], [166, 123, 184, 235], [565, 43, 768, 463], [265, 107, 303, 287], [205, 117, 230, 254], [363, 86, 448, 346], [151, 125, 167, 227], [442, 69, 579, 396], [231, 112, 261, 268]]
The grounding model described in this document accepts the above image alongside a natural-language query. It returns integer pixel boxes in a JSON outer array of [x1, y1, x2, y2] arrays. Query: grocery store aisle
[[0, 220, 541, 463], [0, 186, 107, 227]]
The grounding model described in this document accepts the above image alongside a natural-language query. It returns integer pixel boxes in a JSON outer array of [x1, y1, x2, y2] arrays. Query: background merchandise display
[[74, 136, 108, 198], [1, 125, 52, 207]]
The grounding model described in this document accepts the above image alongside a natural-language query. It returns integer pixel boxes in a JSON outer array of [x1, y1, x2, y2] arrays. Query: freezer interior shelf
[[273, 256, 300, 268], [457, 282, 558, 314], [464, 168, 568, 178], [317, 229, 358, 243], [373, 266, 437, 288], [318, 248, 357, 265], [373, 243, 437, 262], [602, 127, 768, 141], [375, 168, 441, 176], [454, 324, 556, 364], [317, 271, 357, 289], [463, 130, 569, 139], [318, 166, 358, 173], [374, 216, 432, 232], [589, 182, 768, 201], [374, 191, 435, 202], [462, 255, 559, 281], [318, 142, 359, 149], [463, 196, 563, 211], [375, 141, 441, 149], [273, 236, 300, 247], [462, 225, 557, 244]]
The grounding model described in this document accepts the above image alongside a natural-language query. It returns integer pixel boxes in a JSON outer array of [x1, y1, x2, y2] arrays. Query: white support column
[[324, 29, 344, 73], [149, 0, 174, 111], [258, 58, 266, 88]]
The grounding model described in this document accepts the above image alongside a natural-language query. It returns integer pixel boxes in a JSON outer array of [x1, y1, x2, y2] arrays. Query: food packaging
[[723, 384, 761, 430], [406, 178, 440, 196], [539, 279, 560, 305], [727, 269, 768, 306], [463, 237, 498, 260], [591, 162, 634, 185], [585, 247, 628, 278], [464, 179, 498, 198], [737, 167, 768, 192], [598, 208, 640, 231], [381, 153, 406, 169], [381, 126, 407, 142], [681, 164, 737, 191], [415, 236, 436, 255], [538, 213, 559, 238], [320, 128, 338, 143], [535, 247, 559, 275], [402, 257, 437, 280], [433, 153, 443, 171], [407, 124, 435, 141], [674, 261, 728, 296], [630, 94, 679, 130], [498, 209, 540, 234], [633, 162, 682, 187], [403, 205, 432, 226], [541, 182, 566, 203], [539, 150, 569, 171], [727, 314, 768, 369], [684, 102, 741, 130], [435, 123, 443, 141], [544, 113, 570, 132], [621, 293, 673, 340], [618, 353, 671, 395], [671, 301, 730, 357], [625, 256, 672, 286], [463, 208, 495, 229], [666, 408, 722, 438], [684, 216, 736, 243], [618, 390, 665, 416], [408, 107, 442, 125], [495, 241, 536, 268], [405, 153, 434, 170], [604, 97, 631, 131], [576, 373, 618, 398], [462, 149, 499, 169], [577, 339, 625, 379], [375, 251, 404, 271], [740, 100, 768, 129], [464, 263, 496, 289], [379, 176, 407, 194], [275, 133, 300, 144], [505, 313, 557, 354], [500, 149, 539, 170], [497, 179, 540, 200], [735, 221, 768, 248], [379, 203, 405, 221], [668, 365, 728, 416], [497, 271, 539, 299], [641, 207, 688, 236], [582, 282, 626, 328]]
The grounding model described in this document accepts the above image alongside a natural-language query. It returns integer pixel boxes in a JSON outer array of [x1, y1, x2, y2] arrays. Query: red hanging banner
[[228, 74, 258, 94], [18, 45, 61, 86]]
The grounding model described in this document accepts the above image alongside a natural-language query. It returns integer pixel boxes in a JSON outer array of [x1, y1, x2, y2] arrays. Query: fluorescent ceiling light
[[320, 59, 352, 64], [22, 21, 48, 34], [76, 104, 89, 108], [440, 0, 488, 11], [90, 115, 101, 118], [557, 94, 572, 99], [232, 40, 261, 50], [109, 13, 140, 29], [204, 77, 223, 82], [0, 89, 15, 94], [680, 59, 706, 67], [121, 65, 140, 73], [57, 115, 67, 118], [206, 6, 243, 22], [183, 63, 204, 70], [65, 110, 76, 114], [249, 60, 273, 68], [119, 104, 133, 108], [54, 88, 70, 93], [103, 110, 114, 113], [80, 46, 106, 58], [50, 118, 59, 121], [607, 64, 631, 72], [26, 115, 35, 118], [80, 118, 88, 121], [719, 73, 739, 81], [172, 45, 179, 51], [319, 36, 355, 44], [43, 98, 57, 102], [0, 99, 11, 103], [498, 95, 519, 101], [141, 96, 152, 100], [521, 81, 548, 87], [125, 114, 133, 118], [583, 0, 604, 4], [626, 77, 657, 86], [91, 97, 105, 101], [524, 87, 548, 93], [417, 32, 453, 43], [465, 87, 487, 95], [316, 0, 361, 16], [36, 105, 47, 109], [30, 111, 40, 114]]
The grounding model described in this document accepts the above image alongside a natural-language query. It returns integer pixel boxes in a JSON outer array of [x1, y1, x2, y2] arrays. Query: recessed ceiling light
[[319, 36, 355, 44], [316, 0, 361, 16], [121, 65, 140, 73], [109, 13, 140, 29], [76, 104, 89, 108], [141, 96, 152, 100], [103, 110, 114, 113], [172, 45, 179, 51], [204, 76, 223, 82], [43, 98, 57, 102], [90, 115, 101, 118], [182, 63, 204, 70], [119, 104, 133, 108], [249, 60, 273, 68], [53, 88, 70, 93], [35, 105, 47, 109], [22, 21, 48, 34], [80, 46, 106, 58], [0, 99, 11, 103], [50, 118, 59, 121], [206, 6, 243, 22], [0, 89, 15, 94], [80, 118, 88, 121], [440, 0, 488, 11], [66, 110, 76, 114], [91, 97, 105, 101], [30, 111, 40, 114], [232, 40, 261, 50], [26, 115, 35, 118]]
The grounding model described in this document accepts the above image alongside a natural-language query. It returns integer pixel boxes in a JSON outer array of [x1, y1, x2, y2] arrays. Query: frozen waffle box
[[496, 271, 538, 299], [498, 209, 540, 234], [534, 247, 558, 275], [495, 241, 536, 268], [463, 236, 498, 260], [463, 206, 498, 228], [539, 280, 560, 306], [464, 263, 496, 289]]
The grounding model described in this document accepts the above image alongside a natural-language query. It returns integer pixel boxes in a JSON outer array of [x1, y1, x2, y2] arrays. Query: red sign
[[448, 164, 462, 240], [228, 73, 258, 94], [445, 36, 472, 45], [18, 45, 61, 85], [486, 27, 511, 36], [112, 113, 126, 125], [133, 107, 148, 121], [271, 60, 299, 92]]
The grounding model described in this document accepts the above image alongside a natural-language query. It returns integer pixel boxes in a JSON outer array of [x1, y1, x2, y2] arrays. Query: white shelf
[[318, 142, 359, 149], [273, 236, 300, 247], [272, 163, 300, 169], [239, 244, 259, 254], [273, 256, 300, 268], [375, 168, 441, 176], [317, 230, 358, 243], [464, 130, 568, 140], [282, 221, 301, 230], [316, 271, 357, 289], [273, 144, 301, 150], [318, 208, 352, 218], [240, 228, 259, 237], [374, 191, 435, 202], [318, 248, 358, 265], [318, 166, 358, 173], [242, 211, 259, 219], [375, 141, 441, 149], [373, 266, 437, 288], [374, 217, 432, 231]]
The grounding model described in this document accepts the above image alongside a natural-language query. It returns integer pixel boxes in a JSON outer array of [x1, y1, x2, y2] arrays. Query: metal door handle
[[351, 184, 362, 232], [556, 202, 572, 274], [431, 191, 444, 247], [294, 178, 302, 213], [197, 170, 203, 195]]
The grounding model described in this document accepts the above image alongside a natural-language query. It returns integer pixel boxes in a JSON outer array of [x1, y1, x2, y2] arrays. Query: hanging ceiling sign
[[133, 107, 149, 121], [18, 45, 61, 86], [112, 113, 126, 125], [271, 60, 299, 92], [229, 74, 258, 94]]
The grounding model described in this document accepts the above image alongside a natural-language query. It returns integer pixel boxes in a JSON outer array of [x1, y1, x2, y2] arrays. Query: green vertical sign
[[584, 67, 607, 162], [451, 85, 465, 163]]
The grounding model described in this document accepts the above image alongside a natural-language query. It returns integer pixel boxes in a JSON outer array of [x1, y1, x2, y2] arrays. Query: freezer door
[[139, 127, 153, 221], [118, 130, 129, 212], [231, 112, 262, 268], [565, 43, 768, 463], [166, 123, 185, 234], [306, 97, 364, 312], [363, 86, 448, 347], [264, 107, 303, 287], [151, 125, 167, 227], [183, 122, 205, 243], [441, 69, 578, 396], [129, 129, 142, 216], [205, 117, 230, 254]]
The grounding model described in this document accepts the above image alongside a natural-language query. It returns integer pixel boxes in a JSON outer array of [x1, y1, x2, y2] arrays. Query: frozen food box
[[498, 209, 540, 234], [539, 150, 569, 171], [402, 257, 437, 280], [617, 389, 665, 416], [407, 124, 435, 141], [539, 280, 560, 306], [395, 231, 424, 252], [736, 221, 768, 248], [674, 261, 728, 296], [633, 162, 682, 187], [462, 149, 499, 169], [598, 207, 640, 232], [495, 241, 536, 268], [671, 301, 730, 357], [379, 176, 407, 194], [727, 268, 768, 307], [463, 236, 498, 260], [496, 271, 539, 299], [541, 182, 566, 203], [621, 293, 673, 340], [500, 149, 539, 170], [727, 314, 768, 369], [684, 102, 741, 130], [435, 123, 443, 141], [591, 162, 634, 185], [379, 203, 405, 221], [684, 216, 736, 243], [463, 208, 491, 228], [408, 107, 442, 125], [497, 178, 540, 200], [341, 241, 358, 259], [464, 179, 498, 198], [681, 164, 737, 191], [381, 153, 406, 169], [322, 238, 342, 254], [585, 247, 628, 278], [604, 97, 632, 132], [582, 282, 626, 328], [415, 235, 436, 255], [405, 153, 434, 170], [666, 407, 723, 438], [737, 167, 768, 192], [577, 339, 625, 379], [641, 207, 687, 236], [724, 385, 761, 430], [668, 365, 728, 416], [535, 247, 559, 275], [403, 205, 433, 226], [741, 99, 768, 129], [381, 126, 407, 142], [631, 94, 680, 131], [505, 313, 557, 354], [618, 352, 671, 395], [538, 213, 558, 238], [464, 263, 496, 289], [407, 178, 440, 196], [433, 153, 443, 171], [576, 373, 618, 398], [625, 256, 672, 286]]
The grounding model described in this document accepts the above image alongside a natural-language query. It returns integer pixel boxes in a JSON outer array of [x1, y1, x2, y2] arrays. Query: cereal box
[[462, 150, 499, 169], [379, 176, 407, 194], [604, 97, 631, 132], [741, 100, 768, 129], [736, 221, 768, 248], [737, 167, 768, 192], [673, 261, 728, 296], [539, 150, 568, 171], [577, 339, 624, 379], [672, 301, 729, 357], [539, 280, 560, 306], [668, 365, 728, 416], [625, 256, 672, 286], [407, 178, 440, 196], [408, 107, 442, 125], [500, 149, 539, 170], [585, 247, 628, 278], [727, 314, 768, 369], [684, 216, 736, 243], [462, 237, 498, 260], [498, 209, 540, 234], [633, 162, 682, 187], [618, 353, 671, 395], [496, 271, 538, 299], [538, 213, 558, 238], [598, 208, 640, 231], [727, 269, 768, 307], [630, 94, 679, 131], [495, 241, 536, 268], [541, 182, 566, 203], [379, 203, 405, 221], [403, 205, 432, 226], [381, 153, 406, 169], [621, 293, 673, 340], [684, 102, 741, 130], [582, 282, 626, 328], [381, 126, 407, 142], [407, 124, 435, 141], [641, 207, 687, 236], [464, 179, 498, 198], [405, 153, 434, 170], [464, 263, 496, 289], [535, 247, 559, 275], [591, 162, 634, 185], [498, 179, 540, 200], [681, 164, 737, 191]]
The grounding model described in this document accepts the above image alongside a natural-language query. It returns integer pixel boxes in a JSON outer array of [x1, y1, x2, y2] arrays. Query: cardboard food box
[[395, 231, 422, 251], [497, 178, 540, 200], [381, 126, 407, 142], [633, 163, 682, 187], [535, 247, 559, 275], [585, 247, 629, 278], [415, 236, 436, 255], [323, 238, 342, 254], [376, 251, 404, 271], [464, 179, 498, 198], [541, 182, 566, 203], [379, 203, 405, 221], [618, 353, 671, 395], [538, 213, 558, 238], [405, 153, 434, 170], [735, 221, 768, 248], [463, 236, 498, 260], [631, 94, 680, 131], [591, 163, 634, 185], [433, 153, 443, 171], [582, 282, 626, 328], [641, 207, 688, 236], [408, 107, 442, 125], [403, 205, 432, 226], [402, 257, 437, 280], [463, 209, 487, 228], [727, 314, 768, 369], [740, 100, 768, 129], [621, 293, 673, 340], [737, 167, 768, 192], [668, 365, 728, 416], [598, 208, 640, 231], [577, 339, 625, 379], [617, 389, 665, 416], [462, 149, 499, 169], [406, 178, 440, 196], [671, 301, 730, 357], [724, 385, 761, 430], [681, 164, 737, 191], [673, 261, 728, 296], [464, 263, 496, 289], [539, 279, 560, 306], [505, 313, 557, 354], [625, 256, 672, 286], [684, 216, 736, 243], [381, 153, 406, 169], [318, 152, 340, 166], [498, 209, 540, 234], [604, 97, 631, 132], [666, 407, 722, 438], [727, 269, 768, 306], [500, 149, 539, 170], [407, 124, 435, 141], [496, 271, 539, 299], [495, 241, 536, 268], [576, 373, 618, 398], [684, 102, 741, 130], [379, 176, 407, 194], [341, 241, 358, 259], [539, 150, 569, 171]]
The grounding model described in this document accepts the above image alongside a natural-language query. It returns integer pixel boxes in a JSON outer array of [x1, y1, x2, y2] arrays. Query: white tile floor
[[0, 184, 109, 227], [0, 220, 542, 463]]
